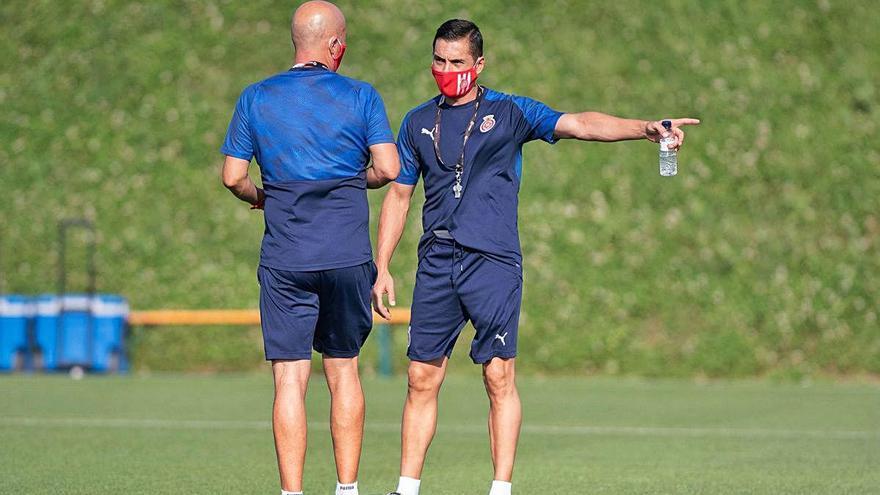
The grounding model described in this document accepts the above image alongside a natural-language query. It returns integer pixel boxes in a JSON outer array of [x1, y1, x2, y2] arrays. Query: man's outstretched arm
[[222, 156, 264, 207], [372, 182, 415, 320], [554, 113, 700, 150]]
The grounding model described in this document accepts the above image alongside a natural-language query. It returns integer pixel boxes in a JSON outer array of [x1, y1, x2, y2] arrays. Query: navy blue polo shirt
[[221, 67, 394, 271], [396, 87, 563, 265]]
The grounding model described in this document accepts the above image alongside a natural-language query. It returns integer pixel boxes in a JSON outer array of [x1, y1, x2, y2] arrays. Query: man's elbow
[[222, 171, 245, 191], [374, 162, 400, 182], [221, 174, 237, 190]]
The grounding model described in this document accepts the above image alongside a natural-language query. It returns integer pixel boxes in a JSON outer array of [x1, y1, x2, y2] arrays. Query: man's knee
[[273, 359, 310, 391], [407, 360, 445, 395], [323, 356, 360, 391], [483, 358, 516, 398]]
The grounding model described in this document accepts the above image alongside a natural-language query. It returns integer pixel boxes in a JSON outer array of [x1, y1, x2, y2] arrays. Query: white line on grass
[[1, 417, 877, 440]]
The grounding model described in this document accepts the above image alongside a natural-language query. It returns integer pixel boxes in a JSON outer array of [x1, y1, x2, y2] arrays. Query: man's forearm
[[375, 193, 410, 271], [226, 178, 263, 205], [573, 112, 648, 142]]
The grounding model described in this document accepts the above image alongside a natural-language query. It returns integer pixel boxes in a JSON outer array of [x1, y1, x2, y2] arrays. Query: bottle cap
[[661, 120, 672, 130]]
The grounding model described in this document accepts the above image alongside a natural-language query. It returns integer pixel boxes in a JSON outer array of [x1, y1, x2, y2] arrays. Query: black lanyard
[[290, 61, 329, 71], [432, 86, 484, 199]]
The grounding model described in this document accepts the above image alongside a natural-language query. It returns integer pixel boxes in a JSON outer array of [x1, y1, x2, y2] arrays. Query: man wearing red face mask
[[221, 2, 400, 495], [373, 19, 699, 495]]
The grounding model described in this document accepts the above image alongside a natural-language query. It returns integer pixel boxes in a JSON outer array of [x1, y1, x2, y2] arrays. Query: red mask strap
[[331, 39, 346, 71]]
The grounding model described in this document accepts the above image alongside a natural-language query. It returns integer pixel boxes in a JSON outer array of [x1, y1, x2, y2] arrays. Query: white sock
[[488, 480, 512, 495], [396, 476, 421, 495], [281, 491, 302, 495], [336, 481, 358, 495]]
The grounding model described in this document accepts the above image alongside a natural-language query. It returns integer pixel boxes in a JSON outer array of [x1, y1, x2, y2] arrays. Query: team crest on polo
[[480, 114, 496, 133]]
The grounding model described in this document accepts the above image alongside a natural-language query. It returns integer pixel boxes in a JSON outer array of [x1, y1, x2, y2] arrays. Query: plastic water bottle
[[659, 120, 677, 177]]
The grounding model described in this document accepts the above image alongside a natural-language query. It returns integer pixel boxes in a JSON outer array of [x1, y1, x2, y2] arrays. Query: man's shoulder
[[329, 72, 375, 92], [483, 87, 513, 101], [483, 87, 532, 108], [247, 71, 380, 103], [401, 97, 442, 130], [234, 76, 272, 100], [252, 71, 293, 88], [236, 72, 289, 101], [321, 72, 393, 101], [255, 70, 363, 88], [483, 87, 560, 122]]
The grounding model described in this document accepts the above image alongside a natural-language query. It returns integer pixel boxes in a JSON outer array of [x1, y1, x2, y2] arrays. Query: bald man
[[220, 2, 399, 495]]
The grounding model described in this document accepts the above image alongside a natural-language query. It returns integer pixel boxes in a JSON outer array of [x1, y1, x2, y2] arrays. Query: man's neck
[[443, 85, 480, 107], [293, 52, 333, 70]]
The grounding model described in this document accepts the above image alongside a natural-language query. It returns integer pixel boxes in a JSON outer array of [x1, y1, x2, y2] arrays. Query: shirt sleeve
[[364, 86, 395, 146], [395, 115, 421, 185], [220, 86, 256, 161], [510, 95, 564, 145]]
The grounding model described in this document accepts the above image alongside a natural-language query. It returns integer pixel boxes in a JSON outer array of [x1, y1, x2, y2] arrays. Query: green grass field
[[1, 373, 878, 494], [2, 0, 879, 376]]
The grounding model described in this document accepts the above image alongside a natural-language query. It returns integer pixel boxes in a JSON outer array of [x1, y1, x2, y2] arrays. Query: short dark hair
[[433, 19, 483, 59]]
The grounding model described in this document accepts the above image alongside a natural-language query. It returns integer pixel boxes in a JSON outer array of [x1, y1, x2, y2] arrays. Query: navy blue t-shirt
[[222, 67, 394, 271], [396, 87, 563, 265]]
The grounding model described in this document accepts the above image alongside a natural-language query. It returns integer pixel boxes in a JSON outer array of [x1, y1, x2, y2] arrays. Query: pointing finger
[[671, 118, 701, 127]]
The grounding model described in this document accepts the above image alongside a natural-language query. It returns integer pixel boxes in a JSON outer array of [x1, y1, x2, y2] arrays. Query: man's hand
[[371, 268, 396, 320], [250, 188, 265, 210], [644, 118, 701, 151]]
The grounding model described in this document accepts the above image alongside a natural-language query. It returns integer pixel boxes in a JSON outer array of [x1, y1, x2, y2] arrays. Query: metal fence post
[[377, 323, 392, 377]]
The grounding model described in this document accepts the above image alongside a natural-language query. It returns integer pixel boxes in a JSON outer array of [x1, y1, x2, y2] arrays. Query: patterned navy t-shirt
[[222, 66, 394, 271], [396, 87, 563, 265]]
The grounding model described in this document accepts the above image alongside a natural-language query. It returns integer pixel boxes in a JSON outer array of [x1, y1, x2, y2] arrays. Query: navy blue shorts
[[257, 262, 377, 360], [408, 239, 522, 364]]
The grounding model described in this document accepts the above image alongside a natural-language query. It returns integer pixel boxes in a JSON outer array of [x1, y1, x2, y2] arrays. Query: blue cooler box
[[34, 294, 61, 370], [0, 295, 32, 371], [33, 294, 129, 372], [56, 294, 93, 368], [91, 295, 129, 372]]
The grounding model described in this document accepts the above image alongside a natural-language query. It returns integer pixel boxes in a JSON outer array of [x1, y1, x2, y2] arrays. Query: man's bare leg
[[272, 359, 312, 493], [323, 355, 365, 485], [399, 357, 448, 479], [483, 357, 521, 483]]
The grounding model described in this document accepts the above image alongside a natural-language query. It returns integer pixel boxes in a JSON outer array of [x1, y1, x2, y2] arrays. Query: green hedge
[[2, 0, 878, 376]]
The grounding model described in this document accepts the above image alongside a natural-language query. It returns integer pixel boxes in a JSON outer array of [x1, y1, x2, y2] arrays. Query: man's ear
[[475, 56, 485, 75], [329, 37, 343, 56]]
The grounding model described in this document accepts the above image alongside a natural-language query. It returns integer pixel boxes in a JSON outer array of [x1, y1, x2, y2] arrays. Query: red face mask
[[332, 40, 346, 71], [432, 62, 479, 98]]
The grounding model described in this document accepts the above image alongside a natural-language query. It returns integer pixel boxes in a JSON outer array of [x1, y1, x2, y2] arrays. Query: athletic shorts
[[408, 238, 522, 364], [257, 261, 377, 360]]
